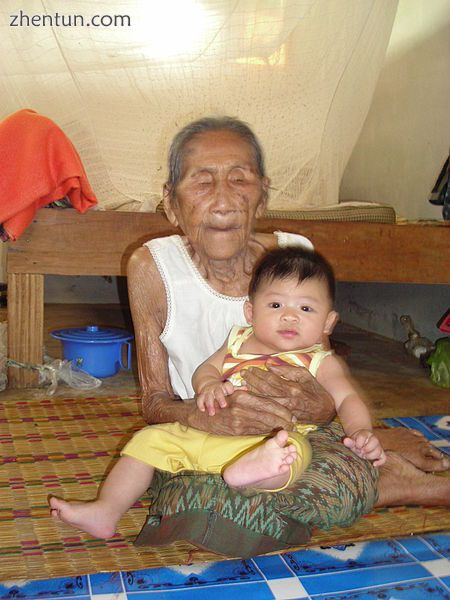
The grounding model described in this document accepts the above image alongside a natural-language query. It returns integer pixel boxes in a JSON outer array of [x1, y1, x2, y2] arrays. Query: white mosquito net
[[0, 0, 398, 211]]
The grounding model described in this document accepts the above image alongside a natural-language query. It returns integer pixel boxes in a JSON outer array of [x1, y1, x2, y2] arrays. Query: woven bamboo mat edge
[[1, 504, 449, 582]]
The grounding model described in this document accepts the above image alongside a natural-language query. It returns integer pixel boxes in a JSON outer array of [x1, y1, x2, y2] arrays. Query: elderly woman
[[127, 117, 449, 556]]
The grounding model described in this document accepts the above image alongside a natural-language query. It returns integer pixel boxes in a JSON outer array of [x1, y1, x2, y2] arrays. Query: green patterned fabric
[[135, 423, 378, 556], [273, 423, 378, 528]]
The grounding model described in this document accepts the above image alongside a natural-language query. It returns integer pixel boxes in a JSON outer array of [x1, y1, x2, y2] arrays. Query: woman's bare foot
[[49, 496, 120, 539], [376, 451, 450, 507], [223, 430, 297, 490], [375, 428, 449, 472]]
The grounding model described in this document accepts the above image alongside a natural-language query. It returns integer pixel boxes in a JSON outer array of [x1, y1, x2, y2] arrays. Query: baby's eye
[[269, 302, 281, 309], [301, 306, 313, 312]]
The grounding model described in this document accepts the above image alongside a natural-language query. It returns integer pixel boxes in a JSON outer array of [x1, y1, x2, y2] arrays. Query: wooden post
[[7, 272, 44, 388]]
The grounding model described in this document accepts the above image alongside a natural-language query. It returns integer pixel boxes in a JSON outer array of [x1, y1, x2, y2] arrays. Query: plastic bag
[[40, 357, 102, 395], [427, 337, 450, 389]]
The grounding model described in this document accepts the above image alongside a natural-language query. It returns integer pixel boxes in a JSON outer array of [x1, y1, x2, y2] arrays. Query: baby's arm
[[192, 341, 235, 416], [316, 355, 386, 466]]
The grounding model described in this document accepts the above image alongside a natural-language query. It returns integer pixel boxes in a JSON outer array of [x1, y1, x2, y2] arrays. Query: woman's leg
[[49, 456, 154, 538], [375, 451, 450, 506]]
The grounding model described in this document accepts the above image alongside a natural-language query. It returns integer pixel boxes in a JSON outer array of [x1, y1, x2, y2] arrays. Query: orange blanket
[[0, 109, 97, 240]]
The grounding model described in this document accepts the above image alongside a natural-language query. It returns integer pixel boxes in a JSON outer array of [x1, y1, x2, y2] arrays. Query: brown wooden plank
[[7, 208, 450, 283], [256, 218, 450, 284], [7, 209, 180, 276], [7, 272, 43, 388]]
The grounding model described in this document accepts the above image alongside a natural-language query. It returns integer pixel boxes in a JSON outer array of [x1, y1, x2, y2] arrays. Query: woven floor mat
[[1, 395, 448, 581]]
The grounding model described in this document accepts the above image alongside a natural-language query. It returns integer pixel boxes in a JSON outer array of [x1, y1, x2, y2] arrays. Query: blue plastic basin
[[51, 325, 134, 378]]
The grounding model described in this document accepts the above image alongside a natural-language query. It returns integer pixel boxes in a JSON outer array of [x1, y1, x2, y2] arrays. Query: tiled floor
[[1, 534, 448, 599]]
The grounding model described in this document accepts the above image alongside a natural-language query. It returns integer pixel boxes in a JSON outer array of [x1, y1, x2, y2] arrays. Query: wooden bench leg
[[7, 273, 44, 388]]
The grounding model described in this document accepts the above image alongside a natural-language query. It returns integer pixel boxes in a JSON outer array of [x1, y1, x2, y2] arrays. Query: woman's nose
[[211, 180, 235, 211]]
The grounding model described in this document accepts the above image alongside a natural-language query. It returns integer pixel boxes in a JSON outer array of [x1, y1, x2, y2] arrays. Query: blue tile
[[181, 581, 275, 598], [298, 563, 431, 595], [395, 536, 442, 561], [252, 553, 295, 579], [422, 533, 450, 558], [123, 559, 262, 591], [313, 578, 450, 599], [119, 581, 273, 599], [0, 576, 89, 599], [283, 539, 411, 575], [89, 571, 124, 594], [4, 532, 448, 600]]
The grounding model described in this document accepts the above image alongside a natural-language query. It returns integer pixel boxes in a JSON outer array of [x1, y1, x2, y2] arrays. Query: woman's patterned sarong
[[135, 423, 378, 557]]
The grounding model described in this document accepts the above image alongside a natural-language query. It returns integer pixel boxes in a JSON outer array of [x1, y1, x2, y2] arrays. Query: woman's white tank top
[[146, 235, 247, 399]]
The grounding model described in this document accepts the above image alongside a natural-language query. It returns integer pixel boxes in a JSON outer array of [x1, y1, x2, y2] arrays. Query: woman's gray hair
[[166, 116, 266, 193]]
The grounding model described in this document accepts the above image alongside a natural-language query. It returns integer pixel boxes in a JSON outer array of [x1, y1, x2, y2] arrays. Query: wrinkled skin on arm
[[127, 244, 299, 435], [127, 246, 175, 423]]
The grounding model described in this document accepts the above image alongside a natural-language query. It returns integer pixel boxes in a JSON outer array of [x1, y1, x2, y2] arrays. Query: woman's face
[[164, 129, 269, 261]]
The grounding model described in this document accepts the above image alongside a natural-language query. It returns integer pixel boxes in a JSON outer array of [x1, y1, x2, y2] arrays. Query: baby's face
[[244, 276, 337, 353]]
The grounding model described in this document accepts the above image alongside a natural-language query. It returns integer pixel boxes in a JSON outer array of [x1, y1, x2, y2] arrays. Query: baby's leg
[[49, 456, 154, 539], [223, 430, 297, 491]]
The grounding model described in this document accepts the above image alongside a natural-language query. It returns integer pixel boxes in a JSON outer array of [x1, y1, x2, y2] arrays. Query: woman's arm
[[127, 246, 189, 424], [127, 246, 294, 433]]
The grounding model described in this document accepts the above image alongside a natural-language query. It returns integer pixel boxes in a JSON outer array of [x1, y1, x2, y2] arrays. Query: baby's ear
[[324, 310, 339, 335], [243, 300, 254, 324]]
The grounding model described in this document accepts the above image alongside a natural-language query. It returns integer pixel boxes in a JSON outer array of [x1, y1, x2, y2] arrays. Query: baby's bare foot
[[223, 430, 297, 490], [49, 496, 119, 539]]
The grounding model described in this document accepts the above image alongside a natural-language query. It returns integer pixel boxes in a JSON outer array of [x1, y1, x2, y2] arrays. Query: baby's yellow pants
[[122, 421, 315, 491]]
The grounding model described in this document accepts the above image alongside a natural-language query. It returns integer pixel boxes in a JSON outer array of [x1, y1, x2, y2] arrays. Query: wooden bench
[[7, 208, 449, 388]]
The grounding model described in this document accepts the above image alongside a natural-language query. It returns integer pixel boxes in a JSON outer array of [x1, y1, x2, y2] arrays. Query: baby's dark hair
[[249, 247, 336, 302]]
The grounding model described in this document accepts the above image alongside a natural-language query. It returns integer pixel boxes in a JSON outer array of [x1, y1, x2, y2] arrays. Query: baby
[[192, 246, 385, 491], [49, 247, 384, 539]]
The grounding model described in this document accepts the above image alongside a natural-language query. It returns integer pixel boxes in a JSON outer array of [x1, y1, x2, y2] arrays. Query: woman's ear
[[163, 184, 179, 227], [324, 310, 339, 335], [255, 177, 270, 218], [243, 300, 254, 324]]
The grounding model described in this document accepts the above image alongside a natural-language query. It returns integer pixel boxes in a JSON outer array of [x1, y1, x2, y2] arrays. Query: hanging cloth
[[0, 108, 97, 241]]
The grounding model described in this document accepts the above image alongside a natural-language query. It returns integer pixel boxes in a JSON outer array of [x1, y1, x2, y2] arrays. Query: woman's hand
[[188, 387, 295, 436], [241, 362, 336, 425]]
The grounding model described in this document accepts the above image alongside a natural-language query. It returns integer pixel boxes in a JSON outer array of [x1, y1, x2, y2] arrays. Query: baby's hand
[[343, 429, 386, 467], [196, 381, 235, 416]]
